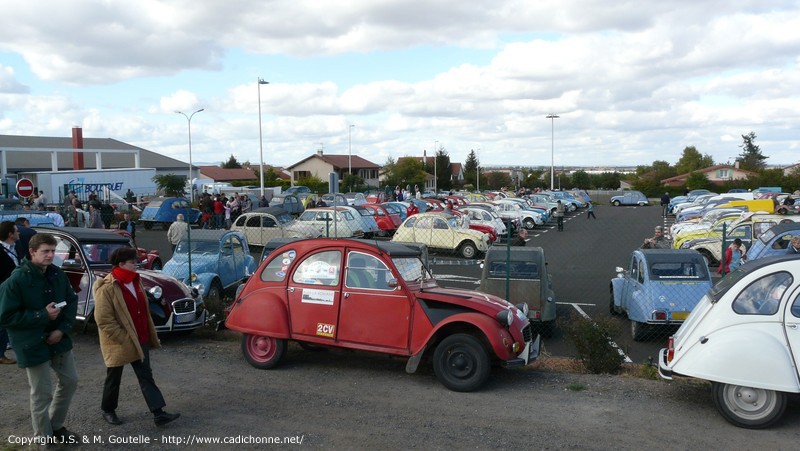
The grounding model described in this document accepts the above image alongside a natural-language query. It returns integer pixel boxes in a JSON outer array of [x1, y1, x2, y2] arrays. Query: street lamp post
[[258, 78, 269, 197], [348, 124, 355, 191], [175, 108, 203, 284], [546, 114, 559, 190]]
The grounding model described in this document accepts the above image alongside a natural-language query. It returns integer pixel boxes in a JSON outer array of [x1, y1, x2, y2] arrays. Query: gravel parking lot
[[2, 329, 799, 449]]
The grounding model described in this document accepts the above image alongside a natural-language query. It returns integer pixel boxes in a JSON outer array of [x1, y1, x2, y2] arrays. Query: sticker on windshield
[[301, 288, 335, 305]]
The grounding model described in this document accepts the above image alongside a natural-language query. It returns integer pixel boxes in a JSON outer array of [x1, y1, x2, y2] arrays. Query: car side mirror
[[387, 278, 399, 289]]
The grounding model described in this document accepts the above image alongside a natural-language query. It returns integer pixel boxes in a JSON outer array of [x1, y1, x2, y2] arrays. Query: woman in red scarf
[[93, 247, 180, 427]]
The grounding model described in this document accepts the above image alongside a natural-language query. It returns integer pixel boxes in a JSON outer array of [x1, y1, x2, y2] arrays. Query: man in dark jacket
[[0, 220, 19, 364], [14, 217, 36, 259], [118, 213, 137, 242], [0, 233, 80, 443]]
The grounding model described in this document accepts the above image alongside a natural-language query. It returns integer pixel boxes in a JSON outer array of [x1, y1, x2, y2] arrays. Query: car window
[[753, 221, 776, 239], [245, 215, 260, 227], [82, 242, 127, 265], [792, 290, 800, 318], [392, 256, 430, 282], [292, 250, 341, 286], [415, 217, 432, 229], [637, 259, 645, 284], [649, 261, 708, 280], [772, 235, 793, 250], [732, 271, 793, 315], [53, 236, 82, 268], [433, 218, 448, 230], [629, 256, 638, 280], [729, 225, 751, 240], [260, 249, 296, 282], [262, 216, 277, 228], [345, 252, 393, 290], [489, 261, 538, 279], [404, 216, 416, 228], [231, 235, 244, 256]]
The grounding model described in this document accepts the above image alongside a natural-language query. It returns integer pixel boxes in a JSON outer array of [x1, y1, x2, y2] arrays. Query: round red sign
[[16, 178, 35, 198]]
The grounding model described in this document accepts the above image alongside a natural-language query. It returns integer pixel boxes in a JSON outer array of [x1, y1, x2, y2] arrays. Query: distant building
[[198, 166, 257, 183], [660, 164, 758, 187], [287, 151, 380, 187]]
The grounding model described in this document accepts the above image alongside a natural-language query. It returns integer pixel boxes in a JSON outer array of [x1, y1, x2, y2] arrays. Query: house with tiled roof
[[198, 166, 257, 182], [782, 163, 800, 176], [396, 156, 464, 182], [660, 164, 758, 187], [286, 151, 381, 186]]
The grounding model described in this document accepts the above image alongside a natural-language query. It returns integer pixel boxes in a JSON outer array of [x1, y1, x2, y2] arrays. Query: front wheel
[[711, 382, 787, 429], [523, 218, 535, 230], [609, 291, 621, 316], [433, 333, 490, 392], [206, 280, 223, 306], [612, 200, 621, 206], [241, 334, 287, 369], [459, 241, 478, 259]]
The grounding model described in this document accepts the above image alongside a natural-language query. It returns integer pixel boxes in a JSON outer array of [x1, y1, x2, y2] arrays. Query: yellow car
[[392, 212, 489, 259]]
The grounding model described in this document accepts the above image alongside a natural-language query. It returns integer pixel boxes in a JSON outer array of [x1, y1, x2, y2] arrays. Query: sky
[[0, 0, 799, 172]]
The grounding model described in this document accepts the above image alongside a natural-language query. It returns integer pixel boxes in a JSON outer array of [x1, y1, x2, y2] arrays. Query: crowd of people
[[198, 192, 265, 230]]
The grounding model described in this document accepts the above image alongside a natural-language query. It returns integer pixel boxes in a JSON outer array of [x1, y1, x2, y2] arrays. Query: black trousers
[[101, 345, 166, 413], [557, 216, 564, 230]]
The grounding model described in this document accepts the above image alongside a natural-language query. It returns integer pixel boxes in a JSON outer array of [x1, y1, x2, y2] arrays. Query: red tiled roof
[[287, 153, 380, 170], [198, 166, 257, 181]]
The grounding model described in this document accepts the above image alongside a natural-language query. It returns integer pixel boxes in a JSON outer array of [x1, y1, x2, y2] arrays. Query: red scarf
[[111, 266, 149, 344]]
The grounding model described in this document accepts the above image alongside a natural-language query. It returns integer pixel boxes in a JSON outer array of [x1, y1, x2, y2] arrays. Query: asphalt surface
[[134, 203, 679, 364]]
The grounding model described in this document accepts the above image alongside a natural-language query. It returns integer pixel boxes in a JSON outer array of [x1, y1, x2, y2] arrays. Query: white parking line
[[568, 303, 633, 363]]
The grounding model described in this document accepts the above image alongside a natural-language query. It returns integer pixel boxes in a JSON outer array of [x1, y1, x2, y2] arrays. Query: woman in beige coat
[[94, 247, 180, 427]]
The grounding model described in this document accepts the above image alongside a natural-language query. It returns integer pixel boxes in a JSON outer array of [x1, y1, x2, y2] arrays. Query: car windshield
[[649, 261, 709, 280], [488, 261, 539, 279], [175, 240, 218, 254], [391, 256, 432, 283], [80, 242, 132, 265]]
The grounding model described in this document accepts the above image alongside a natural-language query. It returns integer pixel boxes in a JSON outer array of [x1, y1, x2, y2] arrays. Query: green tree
[[222, 154, 242, 169], [296, 175, 328, 194], [463, 150, 479, 188], [675, 146, 714, 174], [684, 171, 714, 191], [737, 132, 767, 171], [152, 174, 186, 197], [571, 170, 591, 189], [486, 171, 512, 190], [342, 173, 366, 192], [435, 148, 452, 191], [385, 157, 427, 189]]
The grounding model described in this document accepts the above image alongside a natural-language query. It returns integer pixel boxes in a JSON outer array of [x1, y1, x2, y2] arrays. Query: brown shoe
[[0, 356, 16, 364]]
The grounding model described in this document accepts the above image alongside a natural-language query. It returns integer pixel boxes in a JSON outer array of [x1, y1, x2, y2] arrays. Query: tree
[[675, 146, 714, 174], [222, 154, 242, 169], [463, 150, 479, 188], [486, 171, 512, 190], [342, 173, 365, 192], [296, 175, 328, 194], [435, 148, 452, 191], [684, 171, 714, 192], [737, 132, 767, 171], [152, 174, 186, 197], [385, 157, 427, 189], [571, 170, 591, 189]]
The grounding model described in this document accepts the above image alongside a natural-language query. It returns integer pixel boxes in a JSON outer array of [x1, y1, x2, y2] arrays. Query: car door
[[337, 250, 411, 350], [52, 235, 92, 319], [286, 249, 343, 341], [229, 234, 247, 283], [413, 216, 434, 247], [620, 255, 643, 315], [217, 236, 236, 287], [431, 216, 455, 250], [240, 214, 261, 245], [784, 285, 800, 377]]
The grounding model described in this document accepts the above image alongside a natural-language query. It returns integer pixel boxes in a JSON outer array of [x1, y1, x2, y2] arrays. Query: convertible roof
[[33, 226, 130, 243], [638, 249, 705, 263]]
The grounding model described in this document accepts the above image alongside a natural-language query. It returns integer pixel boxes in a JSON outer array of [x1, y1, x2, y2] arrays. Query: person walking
[[167, 214, 189, 252], [554, 200, 565, 231], [0, 233, 80, 444], [660, 192, 671, 217], [510, 228, 528, 246], [88, 205, 104, 228], [94, 247, 180, 427], [0, 221, 20, 365], [586, 201, 596, 219], [118, 213, 137, 243]]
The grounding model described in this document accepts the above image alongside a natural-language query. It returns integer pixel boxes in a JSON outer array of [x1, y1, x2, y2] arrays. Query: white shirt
[[2, 240, 19, 266]]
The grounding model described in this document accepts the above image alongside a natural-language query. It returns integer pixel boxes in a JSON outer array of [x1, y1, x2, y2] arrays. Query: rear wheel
[[711, 382, 786, 429], [206, 280, 223, 306], [631, 320, 647, 341], [433, 333, 490, 392], [523, 218, 535, 230], [459, 241, 478, 259], [241, 334, 287, 369]]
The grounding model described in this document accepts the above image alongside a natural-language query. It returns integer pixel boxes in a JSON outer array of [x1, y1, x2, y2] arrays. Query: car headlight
[[148, 286, 163, 300], [193, 283, 205, 295], [516, 303, 529, 317], [496, 309, 513, 326]]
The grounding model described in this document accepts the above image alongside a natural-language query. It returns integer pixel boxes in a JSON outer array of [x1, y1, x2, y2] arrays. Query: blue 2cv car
[[610, 249, 713, 341]]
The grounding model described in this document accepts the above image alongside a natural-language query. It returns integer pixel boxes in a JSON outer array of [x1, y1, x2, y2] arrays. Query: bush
[[558, 313, 624, 374]]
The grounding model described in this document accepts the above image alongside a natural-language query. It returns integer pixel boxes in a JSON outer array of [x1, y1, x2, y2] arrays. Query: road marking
[[569, 303, 633, 363]]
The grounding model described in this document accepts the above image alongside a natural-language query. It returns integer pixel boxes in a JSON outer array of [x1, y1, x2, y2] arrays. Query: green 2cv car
[[225, 238, 540, 392]]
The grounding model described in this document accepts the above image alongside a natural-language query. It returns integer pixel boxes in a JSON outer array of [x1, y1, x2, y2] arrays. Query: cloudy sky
[[0, 1, 798, 171]]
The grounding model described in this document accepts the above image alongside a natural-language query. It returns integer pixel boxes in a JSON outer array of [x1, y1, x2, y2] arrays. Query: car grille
[[172, 299, 195, 315], [522, 323, 533, 343]]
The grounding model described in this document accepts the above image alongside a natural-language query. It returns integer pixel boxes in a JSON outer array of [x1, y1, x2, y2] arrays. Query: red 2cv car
[[225, 238, 540, 391]]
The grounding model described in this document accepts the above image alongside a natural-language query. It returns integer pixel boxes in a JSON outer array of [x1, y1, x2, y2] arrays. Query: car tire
[[612, 200, 621, 206], [523, 218, 535, 230], [711, 382, 787, 429], [609, 291, 621, 316], [150, 259, 163, 271], [432, 333, 490, 392], [241, 334, 287, 369], [206, 280, 223, 306], [631, 320, 647, 341], [459, 241, 478, 259]]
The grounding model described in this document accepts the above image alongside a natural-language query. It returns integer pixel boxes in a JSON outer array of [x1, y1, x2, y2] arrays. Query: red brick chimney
[[72, 126, 85, 170]]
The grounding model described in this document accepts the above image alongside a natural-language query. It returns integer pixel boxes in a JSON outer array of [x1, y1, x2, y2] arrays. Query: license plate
[[671, 311, 689, 321], [175, 314, 190, 324]]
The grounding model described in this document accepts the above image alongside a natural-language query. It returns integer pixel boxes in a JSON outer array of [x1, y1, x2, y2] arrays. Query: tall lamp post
[[348, 124, 355, 191], [546, 114, 559, 190], [433, 140, 439, 194], [257, 78, 269, 197], [176, 108, 203, 283]]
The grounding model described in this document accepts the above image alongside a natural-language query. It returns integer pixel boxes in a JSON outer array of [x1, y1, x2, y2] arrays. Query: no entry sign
[[16, 178, 34, 198]]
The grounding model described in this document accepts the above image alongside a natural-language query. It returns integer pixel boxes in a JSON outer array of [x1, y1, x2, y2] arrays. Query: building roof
[[198, 166, 257, 181], [660, 164, 758, 185], [0, 133, 188, 173], [287, 153, 380, 170]]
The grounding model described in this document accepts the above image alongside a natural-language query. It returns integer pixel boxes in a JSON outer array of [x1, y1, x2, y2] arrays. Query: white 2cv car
[[658, 255, 800, 429]]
